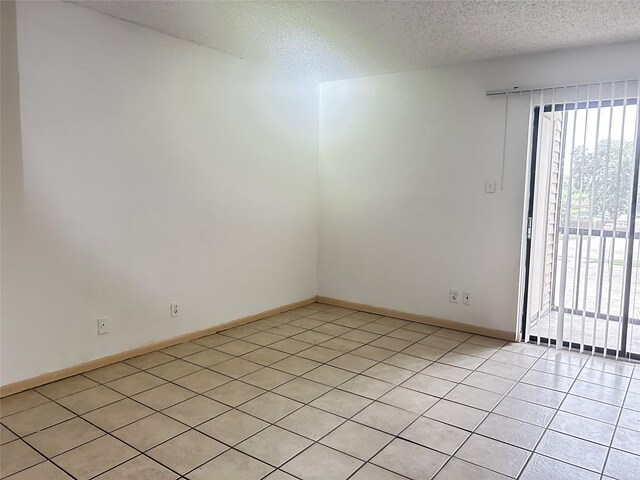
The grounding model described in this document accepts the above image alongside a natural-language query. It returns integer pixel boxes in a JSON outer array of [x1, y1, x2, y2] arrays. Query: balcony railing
[[551, 226, 640, 326]]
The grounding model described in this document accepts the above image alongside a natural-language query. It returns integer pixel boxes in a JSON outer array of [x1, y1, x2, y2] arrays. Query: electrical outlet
[[449, 289, 460, 304], [170, 302, 179, 317], [485, 179, 496, 193], [463, 292, 472, 306], [97, 317, 109, 335]]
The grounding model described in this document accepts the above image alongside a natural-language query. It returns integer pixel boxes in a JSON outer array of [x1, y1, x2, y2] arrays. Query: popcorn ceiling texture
[[71, 0, 640, 82]]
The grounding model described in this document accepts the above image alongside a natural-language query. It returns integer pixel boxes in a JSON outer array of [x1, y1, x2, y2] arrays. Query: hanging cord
[[500, 92, 510, 191]]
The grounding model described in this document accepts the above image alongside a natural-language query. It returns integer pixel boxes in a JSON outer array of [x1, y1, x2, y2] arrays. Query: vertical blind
[[511, 80, 640, 358]]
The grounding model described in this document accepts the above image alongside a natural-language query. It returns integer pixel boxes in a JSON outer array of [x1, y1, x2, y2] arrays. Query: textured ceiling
[[71, 0, 640, 82]]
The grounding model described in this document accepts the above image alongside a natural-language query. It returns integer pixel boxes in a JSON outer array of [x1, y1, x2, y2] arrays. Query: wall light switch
[[485, 180, 496, 193]]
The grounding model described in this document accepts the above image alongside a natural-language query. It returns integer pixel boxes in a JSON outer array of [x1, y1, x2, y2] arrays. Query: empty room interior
[[2, 0, 640, 479]]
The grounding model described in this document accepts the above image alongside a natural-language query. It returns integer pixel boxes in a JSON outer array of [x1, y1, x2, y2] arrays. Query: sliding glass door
[[523, 81, 640, 359]]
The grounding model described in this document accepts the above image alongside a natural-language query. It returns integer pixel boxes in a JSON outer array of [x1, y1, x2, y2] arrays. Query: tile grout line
[[425, 343, 553, 479], [511, 348, 637, 479], [168, 308, 480, 479], [2, 304, 637, 479], [0, 311, 314, 479], [0, 307, 385, 478], [77, 306, 380, 479], [252, 312, 526, 479], [512, 347, 594, 479], [75, 305, 348, 479], [598, 358, 635, 480], [0, 315, 544, 479], [204, 309, 440, 479]]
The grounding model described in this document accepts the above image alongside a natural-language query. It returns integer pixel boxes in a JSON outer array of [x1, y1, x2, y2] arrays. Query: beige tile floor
[[1, 303, 639, 479]]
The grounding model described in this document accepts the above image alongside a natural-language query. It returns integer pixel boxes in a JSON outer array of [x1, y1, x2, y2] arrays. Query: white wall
[[319, 42, 640, 335], [1, 1, 319, 386], [2, 1, 639, 387]]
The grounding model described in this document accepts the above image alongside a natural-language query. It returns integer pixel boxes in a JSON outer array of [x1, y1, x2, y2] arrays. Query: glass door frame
[[521, 97, 640, 360]]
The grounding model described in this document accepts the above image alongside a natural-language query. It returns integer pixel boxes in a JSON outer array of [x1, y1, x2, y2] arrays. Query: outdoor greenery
[[564, 139, 636, 222]]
